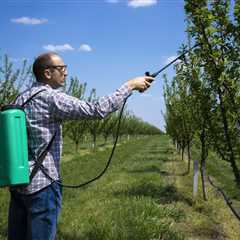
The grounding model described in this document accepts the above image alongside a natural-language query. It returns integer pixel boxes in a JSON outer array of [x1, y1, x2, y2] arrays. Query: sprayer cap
[[1, 104, 24, 112]]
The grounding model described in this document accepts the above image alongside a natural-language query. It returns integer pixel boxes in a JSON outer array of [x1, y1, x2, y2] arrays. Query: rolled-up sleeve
[[50, 83, 132, 121]]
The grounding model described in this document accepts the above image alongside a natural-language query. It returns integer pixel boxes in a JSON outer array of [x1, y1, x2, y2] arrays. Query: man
[[8, 52, 154, 240]]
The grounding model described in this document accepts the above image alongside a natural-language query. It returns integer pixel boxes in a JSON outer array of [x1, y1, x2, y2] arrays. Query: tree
[[63, 76, 88, 152], [185, 0, 240, 185], [0, 54, 32, 105]]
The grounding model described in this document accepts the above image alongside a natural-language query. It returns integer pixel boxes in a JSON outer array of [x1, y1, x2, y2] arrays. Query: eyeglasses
[[44, 65, 67, 73]]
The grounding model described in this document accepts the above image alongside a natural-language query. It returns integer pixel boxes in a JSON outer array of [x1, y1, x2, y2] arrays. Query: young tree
[[0, 54, 32, 105], [63, 77, 88, 152], [185, 0, 240, 185]]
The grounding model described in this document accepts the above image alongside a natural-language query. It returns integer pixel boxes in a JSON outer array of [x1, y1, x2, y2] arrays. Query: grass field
[[0, 135, 240, 239]]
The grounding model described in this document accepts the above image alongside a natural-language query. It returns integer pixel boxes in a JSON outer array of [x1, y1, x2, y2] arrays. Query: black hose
[[208, 176, 240, 221], [44, 96, 129, 188]]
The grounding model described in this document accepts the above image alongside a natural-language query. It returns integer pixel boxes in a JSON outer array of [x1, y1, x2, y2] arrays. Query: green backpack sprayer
[[0, 89, 55, 187], [0, 104, 29, 186], [0, 44, 198, 189]]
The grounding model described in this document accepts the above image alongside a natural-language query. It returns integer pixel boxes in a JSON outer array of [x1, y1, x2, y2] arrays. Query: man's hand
[[126, 76, 154, 93]]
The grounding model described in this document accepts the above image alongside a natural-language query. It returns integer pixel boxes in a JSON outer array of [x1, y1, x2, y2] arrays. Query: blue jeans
[[8, 182, 62, 240]]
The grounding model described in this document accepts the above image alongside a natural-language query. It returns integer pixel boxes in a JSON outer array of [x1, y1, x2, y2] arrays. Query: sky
[[0, 0, 187, 131]]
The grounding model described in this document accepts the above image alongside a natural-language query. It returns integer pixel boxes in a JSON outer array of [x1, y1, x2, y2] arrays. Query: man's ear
[[44, 69, 52, 79]]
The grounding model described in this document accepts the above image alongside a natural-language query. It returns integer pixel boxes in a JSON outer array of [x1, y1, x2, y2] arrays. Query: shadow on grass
[[190, 224, 227, 240], [137, 155, 179, 163], [0, 227, 7, 239], [57, 231, 79, 240], [57, 227, 107, 240], [146, 149, 173, 155], [128, 165, 189, 177], [113, 182, 193, 206], [128, 165, 171, 175]]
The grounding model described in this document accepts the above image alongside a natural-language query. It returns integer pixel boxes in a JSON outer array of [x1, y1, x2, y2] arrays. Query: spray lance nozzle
[[145, 43, 200, 78]]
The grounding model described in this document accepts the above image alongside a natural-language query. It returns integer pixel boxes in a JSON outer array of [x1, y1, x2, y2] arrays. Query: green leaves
[[166, 0, 240, 185], [0, 54, 32, 105]]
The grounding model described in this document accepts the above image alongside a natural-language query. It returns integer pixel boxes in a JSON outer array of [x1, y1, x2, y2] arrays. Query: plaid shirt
[[14, 81, 132, 194]]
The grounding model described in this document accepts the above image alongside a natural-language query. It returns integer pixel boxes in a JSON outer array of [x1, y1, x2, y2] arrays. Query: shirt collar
[[31, 81, 65, 92], [32, 81, 52, 88]]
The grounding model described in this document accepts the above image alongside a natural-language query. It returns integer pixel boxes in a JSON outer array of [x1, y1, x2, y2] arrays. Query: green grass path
[[0, 135, 239, 239]]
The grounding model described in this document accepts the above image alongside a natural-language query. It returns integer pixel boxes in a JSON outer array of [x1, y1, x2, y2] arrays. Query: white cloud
[[128, 0, 157, 8], [43, 44, 74, 52], [11, 17, 48, 25], [105, 0, 119, 3], [79, 44, 92, 52], [164, 55, 181, 65]]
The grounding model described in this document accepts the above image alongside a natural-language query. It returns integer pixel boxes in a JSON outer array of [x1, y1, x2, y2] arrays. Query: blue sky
[[1, 0, 187, 131]]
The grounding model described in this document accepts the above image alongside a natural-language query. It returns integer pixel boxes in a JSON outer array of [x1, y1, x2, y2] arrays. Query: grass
[[0, 135, 240, 239]]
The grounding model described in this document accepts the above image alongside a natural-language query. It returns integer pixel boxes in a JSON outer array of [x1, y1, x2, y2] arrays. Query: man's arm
[[50, 76, 154, 121]]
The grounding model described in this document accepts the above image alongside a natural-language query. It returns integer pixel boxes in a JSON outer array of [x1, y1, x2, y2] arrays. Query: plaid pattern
[[14, 81, 132, 194]]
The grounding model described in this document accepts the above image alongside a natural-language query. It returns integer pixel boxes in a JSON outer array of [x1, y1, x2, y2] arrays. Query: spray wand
[[145, 43, 199, 78]]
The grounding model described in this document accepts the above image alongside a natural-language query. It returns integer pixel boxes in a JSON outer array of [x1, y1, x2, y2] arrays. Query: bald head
[[32, 52, 67, 89], [32, 52, 59, 82]]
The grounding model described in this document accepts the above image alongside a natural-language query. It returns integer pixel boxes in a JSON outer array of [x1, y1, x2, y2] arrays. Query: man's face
[[44, 55, 68, 89]]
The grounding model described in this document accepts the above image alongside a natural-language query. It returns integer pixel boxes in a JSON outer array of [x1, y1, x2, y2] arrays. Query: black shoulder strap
[[30, 132, 57, 181], [17, 88, 57, 182], [21, 89, 47, 108]]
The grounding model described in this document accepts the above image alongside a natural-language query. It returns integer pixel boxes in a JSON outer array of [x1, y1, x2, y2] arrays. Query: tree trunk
[[187, 141, 191, 174], [200, 127, 207, 201], [218, 88, 240, 186], [75, 140, 79, 153], [177, 142, 181, 153], [181, 145, 185, 161]]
